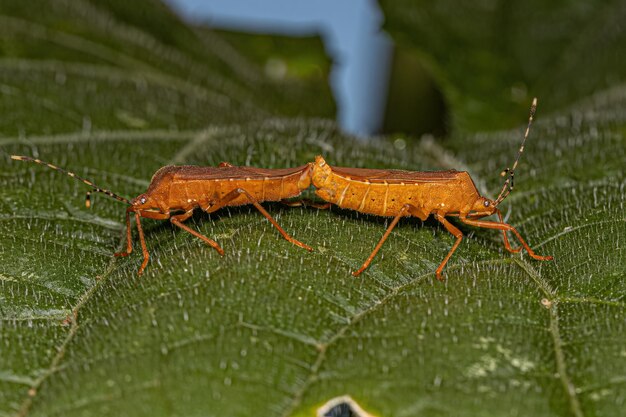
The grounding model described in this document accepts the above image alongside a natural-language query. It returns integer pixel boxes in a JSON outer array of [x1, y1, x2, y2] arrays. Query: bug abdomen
[[314, 171, 481, 218], [183, 174, 307, 208], [315, 174, 413, 217]]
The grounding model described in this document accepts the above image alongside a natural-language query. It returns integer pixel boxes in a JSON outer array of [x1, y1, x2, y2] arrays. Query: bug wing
[[174, 165, 310, 180], [331, 166, 461, 184]]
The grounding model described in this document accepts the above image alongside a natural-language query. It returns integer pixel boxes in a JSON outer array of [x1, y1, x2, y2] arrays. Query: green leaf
[[379, 0, 626, 132], [1, 1, 624, 417]]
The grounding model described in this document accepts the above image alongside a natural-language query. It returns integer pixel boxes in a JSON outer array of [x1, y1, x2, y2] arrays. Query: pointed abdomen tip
[[315, 155, 326, 167]]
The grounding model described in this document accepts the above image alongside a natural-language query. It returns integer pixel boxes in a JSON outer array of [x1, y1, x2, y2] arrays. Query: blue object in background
[[164, 0, 393, 137]]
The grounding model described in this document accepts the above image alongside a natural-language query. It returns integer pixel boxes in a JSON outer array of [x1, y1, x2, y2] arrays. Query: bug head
[[494, 98, 537, 207], [131, 193, 152, 209], [472, 196, 497, 215], [10, 155, 131, 207], [129, 165, 180, 212], [130, 193, 165, 213]]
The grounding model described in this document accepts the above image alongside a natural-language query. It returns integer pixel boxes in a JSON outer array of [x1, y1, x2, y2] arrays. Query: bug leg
[[125, 210, 172, 275], [170, 210, 225, 256], [467, 210, 521, 253], [495, 209, 521, 253], [280, 199, 332, 210], [114, 208, 133, 257], [115, 209, 165, 275], [134, 212, 150, 276], [353, 204, 410, 277], [460, 216, 553, 261], [433, 213, 463, 281], [206, 188, 313, 251]]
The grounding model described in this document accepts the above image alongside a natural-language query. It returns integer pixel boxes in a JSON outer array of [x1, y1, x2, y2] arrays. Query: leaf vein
[[515, 259, 584, 417], [280, 258, 508, 416]]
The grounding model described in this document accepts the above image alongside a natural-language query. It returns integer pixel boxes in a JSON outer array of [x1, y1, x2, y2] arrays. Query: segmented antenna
[[10, 155, 131, 205], [494, 98, 537, 206]]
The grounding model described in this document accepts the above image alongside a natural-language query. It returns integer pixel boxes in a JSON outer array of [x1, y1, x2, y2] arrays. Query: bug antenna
[[494, 98, 537, 206], [11, 155, 132, 205]]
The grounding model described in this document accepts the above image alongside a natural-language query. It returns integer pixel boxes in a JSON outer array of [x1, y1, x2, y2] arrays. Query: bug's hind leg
[[434, 213, 463, 281], [460, 216, 553, 261], [170, 210, 225, 256], [205, 188, 313, 251], [353, 204, 411, 277]]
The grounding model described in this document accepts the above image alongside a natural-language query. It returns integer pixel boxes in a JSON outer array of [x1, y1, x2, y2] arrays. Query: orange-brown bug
[[10, 156, 315, 275], [311, 98, 553, 280]]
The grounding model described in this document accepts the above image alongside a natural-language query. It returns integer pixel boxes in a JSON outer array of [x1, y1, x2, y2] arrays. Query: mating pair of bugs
[[12, 99, 552, 278]]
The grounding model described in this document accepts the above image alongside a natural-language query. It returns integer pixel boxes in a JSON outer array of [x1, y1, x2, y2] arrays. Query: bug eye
[[484, 200, 490, 207], [140, 197, 147, 204]]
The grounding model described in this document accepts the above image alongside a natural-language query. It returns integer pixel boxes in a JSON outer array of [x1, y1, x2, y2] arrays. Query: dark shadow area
[[318, 396, 374, 417], [323, 401, 357, 417], [381, 46, 448, 139]]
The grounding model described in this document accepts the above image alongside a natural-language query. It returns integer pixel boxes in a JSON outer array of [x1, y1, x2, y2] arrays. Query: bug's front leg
[[119, 210, 169, 276], [114, 207, 134, 257], [134, 212, 150, 275], [460, 216, 553, 261], [134, 210, 169, 275], [494, 209, 521, 254], [467, 209, 521, 254]]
